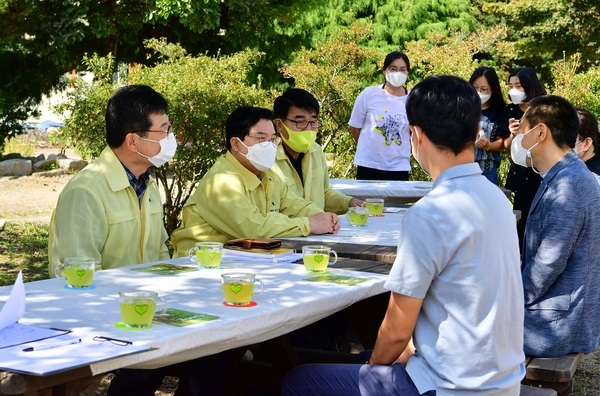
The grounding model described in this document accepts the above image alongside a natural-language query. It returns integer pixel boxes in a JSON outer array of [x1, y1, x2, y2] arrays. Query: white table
[[1, 258, 387, 381], [284, 210, 405, 248], [330, 179, 432, 203]]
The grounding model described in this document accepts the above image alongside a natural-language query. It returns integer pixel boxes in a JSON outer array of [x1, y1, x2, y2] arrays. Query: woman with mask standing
[[349, 51, 411, 180], [469, 66, 508, 184], [575, 108, 600, 184], [502, 67, 547, 251]]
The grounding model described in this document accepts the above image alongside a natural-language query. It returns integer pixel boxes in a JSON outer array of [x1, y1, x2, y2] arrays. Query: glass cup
[[346, 206, 369, 226], [54, 257, 95, 289], [119, 290, 167, 329], [365, 198, 385, 217], [302, 245, 338, 273], [221, 273, 264, 306], [189, 242, 223, 268]]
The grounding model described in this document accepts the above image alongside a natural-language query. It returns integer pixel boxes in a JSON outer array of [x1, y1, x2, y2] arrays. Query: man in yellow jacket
[[48, 85, 174, 275], [272, 88, 362, 214], [171, 106, 340, 258]]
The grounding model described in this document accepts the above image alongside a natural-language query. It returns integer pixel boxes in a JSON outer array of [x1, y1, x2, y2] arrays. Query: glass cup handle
[[253, 279, 264, 297], [156, 297, 167, 316], [54, 264, 65, 279], [188, 247, 198, 262], [330, 250, 338, 265]]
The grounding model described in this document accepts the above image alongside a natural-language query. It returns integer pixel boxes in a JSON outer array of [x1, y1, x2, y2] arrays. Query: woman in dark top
[[576, 108, 600, 182], [469, 67, 508, 184], [502, 67, 547, 252]]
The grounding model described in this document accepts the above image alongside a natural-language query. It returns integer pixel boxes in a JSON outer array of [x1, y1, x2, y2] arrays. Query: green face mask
[[280, 122, 317, 153]]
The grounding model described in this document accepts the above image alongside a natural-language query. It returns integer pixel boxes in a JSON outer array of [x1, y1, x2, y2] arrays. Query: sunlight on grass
[[0, 221, 50, 286], [2, 134, 36, 157]]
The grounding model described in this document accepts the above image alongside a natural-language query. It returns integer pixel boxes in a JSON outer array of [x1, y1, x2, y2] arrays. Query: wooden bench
[[521, 353, 583, 396]]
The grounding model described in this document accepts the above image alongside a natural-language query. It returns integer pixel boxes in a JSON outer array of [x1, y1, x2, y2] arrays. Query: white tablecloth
[[282, 211, 405, 247], [2, 258, 387, 375], [330, 179, 432, 200]]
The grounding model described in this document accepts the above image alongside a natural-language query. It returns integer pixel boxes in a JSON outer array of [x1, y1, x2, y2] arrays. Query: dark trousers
[[107, 351, 232, 396], [356, 165, 409, 181]]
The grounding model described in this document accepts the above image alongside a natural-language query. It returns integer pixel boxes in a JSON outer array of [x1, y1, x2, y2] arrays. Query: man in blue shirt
[[282, 75, 525, 395], [512, 95, 600, 356]]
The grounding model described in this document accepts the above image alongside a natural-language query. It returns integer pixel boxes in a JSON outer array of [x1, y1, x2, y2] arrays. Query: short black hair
[[406, 75, 481, 155], [105, 85, 168, 148], [225, 106, 274, 151], [526, 95, 579, 149], [509, 67, 546, 103], [273, 88, 320, 119], [469, 66, 506, 112], [383, 51, 411, 71], [576, 108, 600, 154]]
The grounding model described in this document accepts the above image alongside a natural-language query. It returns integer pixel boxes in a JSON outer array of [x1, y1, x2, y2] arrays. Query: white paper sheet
[[0, 270, 25, 331], [1, 334, 151, 376]]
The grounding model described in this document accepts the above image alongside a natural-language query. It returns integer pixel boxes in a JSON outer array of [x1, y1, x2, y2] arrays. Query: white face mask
[[385, 71, 408, 88], [510, 125, 540, 168], [237, 138, 278, 172], [573, 140, 587, 158], [137, 132, 177, 168], [411, 126, 429, 176], [509, 88, 526, 105], [478, 91, 491, 105]]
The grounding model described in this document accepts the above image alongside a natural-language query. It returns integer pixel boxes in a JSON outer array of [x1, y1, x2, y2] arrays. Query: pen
[[23, 338, 82, 352]]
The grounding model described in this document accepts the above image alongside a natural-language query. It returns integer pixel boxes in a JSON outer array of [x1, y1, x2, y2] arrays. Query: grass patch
[[0, 221, 50, 286], [2, 134, 36, 157]]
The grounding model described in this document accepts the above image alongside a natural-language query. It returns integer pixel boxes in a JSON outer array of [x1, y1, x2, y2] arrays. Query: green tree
[[306, 0, 479, 51], [280, 23, 381, 178], [0, 0, 318, 151], [482, 0, 600, 78]]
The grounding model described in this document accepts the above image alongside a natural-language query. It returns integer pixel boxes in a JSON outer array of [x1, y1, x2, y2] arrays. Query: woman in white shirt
[[349, 51, 411, 180]]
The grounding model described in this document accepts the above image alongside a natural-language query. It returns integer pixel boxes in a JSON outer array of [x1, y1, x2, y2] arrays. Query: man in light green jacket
[[171, 106, 340, 258], [272, 88, 362, 214], [48, 85, 174, 275]]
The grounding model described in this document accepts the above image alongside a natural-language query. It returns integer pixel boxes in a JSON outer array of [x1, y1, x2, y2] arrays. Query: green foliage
[[307, 0, 478, 52], [550, 53, 600, 117], [406, 26, 509, 81], [482, 0, 600, 79], [280, 23, 381, 178]]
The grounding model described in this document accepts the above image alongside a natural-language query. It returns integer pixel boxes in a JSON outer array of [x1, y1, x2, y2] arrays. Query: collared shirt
[[123, 164, 150, 201], [284, 148, 304, 185], [387, 163, 525, 394], [170, 151, 323, 257], [522, 151, 600, 356], [271, 143, 351, 215], [48, 147, 170, 273]]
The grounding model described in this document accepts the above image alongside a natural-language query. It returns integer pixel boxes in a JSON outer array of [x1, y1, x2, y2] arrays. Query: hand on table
[[349, 198, 364, 207], [309, 212, 340, 235]]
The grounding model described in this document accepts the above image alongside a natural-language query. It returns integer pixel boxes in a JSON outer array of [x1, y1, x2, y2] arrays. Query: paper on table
[[1, 334, 151, 376], [0, 270, 25, 331]]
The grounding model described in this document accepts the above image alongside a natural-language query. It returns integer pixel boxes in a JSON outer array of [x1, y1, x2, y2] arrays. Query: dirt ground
[[0, 147, 76, 223]]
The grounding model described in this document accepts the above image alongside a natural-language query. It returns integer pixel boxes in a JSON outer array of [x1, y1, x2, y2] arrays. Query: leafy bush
[[281, 22, 382, 179]]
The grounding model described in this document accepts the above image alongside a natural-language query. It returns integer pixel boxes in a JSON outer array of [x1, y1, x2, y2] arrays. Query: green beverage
[[365, 200, 384, 216], [195, 248, 223, 268], [348, 211, 368, 226], [120, 299, 157, 328], [63, 266, 94, 288], [303, 253, 330, 272], [222, 281, 254, 305]]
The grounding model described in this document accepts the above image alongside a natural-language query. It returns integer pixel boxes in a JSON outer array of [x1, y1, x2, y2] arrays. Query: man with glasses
[[48, 85, 226, 395], [48, 85, 174, 274], [171, 106, 339, 257], [272, 88, 362, 214]]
